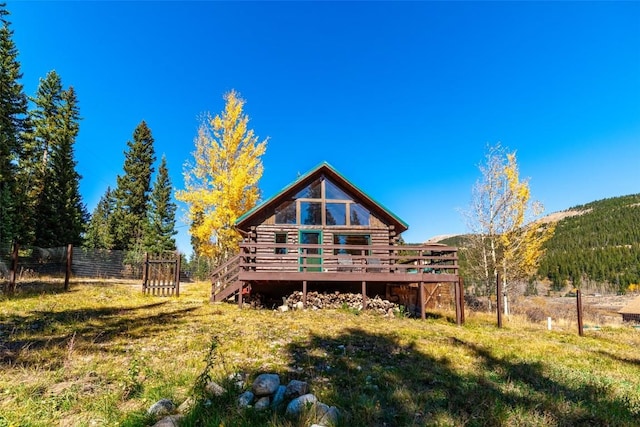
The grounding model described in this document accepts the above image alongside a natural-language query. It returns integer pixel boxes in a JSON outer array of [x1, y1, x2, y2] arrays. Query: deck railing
[[237, 242, 458, 276]]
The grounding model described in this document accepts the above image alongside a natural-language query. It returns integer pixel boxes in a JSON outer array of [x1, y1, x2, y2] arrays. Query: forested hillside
[[438, 194, 640, 294], [537, 194, 640, 292]]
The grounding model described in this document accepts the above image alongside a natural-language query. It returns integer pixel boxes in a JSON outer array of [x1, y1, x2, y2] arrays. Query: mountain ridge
[[433, 193, 640, 292]]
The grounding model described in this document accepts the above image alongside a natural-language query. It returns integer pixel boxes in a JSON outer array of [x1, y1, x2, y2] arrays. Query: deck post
[[419, 282, 425, 320], [453, 279, 463, 326], [238, 281, 244, 308], [362, 281, 367, 310], [302, 280, 307, 308]]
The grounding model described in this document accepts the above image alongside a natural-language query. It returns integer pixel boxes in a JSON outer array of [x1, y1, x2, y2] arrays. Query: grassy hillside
[[1, 281, 639, 426]]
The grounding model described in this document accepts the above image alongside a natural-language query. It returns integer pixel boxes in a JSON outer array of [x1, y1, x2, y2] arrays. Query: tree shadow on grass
[[593, 348, 640, 368], [0, 280, 73, 300], [285, 329, 639, 426], [0, 302, 200, 367]]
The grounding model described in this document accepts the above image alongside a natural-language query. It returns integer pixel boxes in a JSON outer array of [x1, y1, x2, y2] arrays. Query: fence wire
[[0, 245, 195, 285]]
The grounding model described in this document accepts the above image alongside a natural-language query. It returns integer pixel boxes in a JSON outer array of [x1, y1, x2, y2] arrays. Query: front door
[[299, 230, 322, 272]]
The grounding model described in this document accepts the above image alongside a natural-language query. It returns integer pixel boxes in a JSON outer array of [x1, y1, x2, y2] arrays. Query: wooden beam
[[454, 277, 462, 325], [362, 281, 367, 310], [459, 277, 465, 324], [64, 244, 73, 291], [238, 281, 244, 308], [302, 280, 307, 308], [496, 273, 503, 328], [577, 289, 584, 336], [8, 242, 18, 295], [419, 282, 425, 320]]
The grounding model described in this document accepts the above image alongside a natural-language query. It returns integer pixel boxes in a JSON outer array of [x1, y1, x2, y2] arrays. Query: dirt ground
[[516, 293, 639, 327]]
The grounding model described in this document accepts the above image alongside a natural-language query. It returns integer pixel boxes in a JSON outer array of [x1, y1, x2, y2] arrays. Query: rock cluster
[[280, 291, 401, 315], [148, 372, 339, 427]]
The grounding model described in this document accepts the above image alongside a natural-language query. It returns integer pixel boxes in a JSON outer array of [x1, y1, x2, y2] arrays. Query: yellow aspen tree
[[463, 144, 508, 310], [176, 90, 267, 262], [499, 152, 555, 314], [464, 144, 554, 313]]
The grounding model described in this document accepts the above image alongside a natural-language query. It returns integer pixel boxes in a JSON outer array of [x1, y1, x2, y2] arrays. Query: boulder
[[252, 373, 280, 396], [238, 390, 254, 407], [151, 415, 183, 427], [205, 381, 226, 396], [254, 396, 271, 410], [285, 379, 309, 399], [285, 393, 318, 416], [147, 399, 176, 417]]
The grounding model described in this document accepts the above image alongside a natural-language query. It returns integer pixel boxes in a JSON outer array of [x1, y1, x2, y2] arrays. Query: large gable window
[[275, 200, 296, 224], [275, 175, 370, 226], [296, 177, 322, 199], [350, 203, 370, 226], [325, 203, 346, 226], [300, 202, 322, 225], [325, 179, 350, 200]]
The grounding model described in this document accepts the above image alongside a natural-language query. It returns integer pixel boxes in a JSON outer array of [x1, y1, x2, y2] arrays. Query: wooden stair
[[210, 254, 245, 302]]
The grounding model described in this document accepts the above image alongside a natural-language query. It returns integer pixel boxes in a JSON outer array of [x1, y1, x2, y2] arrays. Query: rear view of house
[[211, 162, 462, 319]]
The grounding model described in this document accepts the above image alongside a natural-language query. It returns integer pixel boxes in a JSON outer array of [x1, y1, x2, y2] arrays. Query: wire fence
[[0, 244, 194, 288]]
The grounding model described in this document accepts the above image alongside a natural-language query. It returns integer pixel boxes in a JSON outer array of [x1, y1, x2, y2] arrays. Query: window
[[333, 234, 370, 255], [275, 200, 296, 224], [350, 203, 370, 226], [296, 177, 322, 199], [325, 179, 351, 200], [300, 201, 322, 225], [276, 175, 371, 226], [325, 203, 346, 225], [275, 233, 287, 254]]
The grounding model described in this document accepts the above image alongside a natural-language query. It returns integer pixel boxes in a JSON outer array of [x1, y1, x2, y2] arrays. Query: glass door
[[299, 230, 322, 272]]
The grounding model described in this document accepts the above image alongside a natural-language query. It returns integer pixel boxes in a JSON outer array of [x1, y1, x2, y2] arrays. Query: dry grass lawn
[[1, 280, 639, 426]]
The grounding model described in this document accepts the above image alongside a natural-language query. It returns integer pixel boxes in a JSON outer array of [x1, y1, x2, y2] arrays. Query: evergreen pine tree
[[26, 71, 86, 247], [112, 121, 156, 251], [48, 86, 87, 245], [0, 4, 29, 248], [85, 187, 115, 249], [144, 155, 177, 254]]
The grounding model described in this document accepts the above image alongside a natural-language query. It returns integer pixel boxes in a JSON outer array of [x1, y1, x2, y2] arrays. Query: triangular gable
[[235, 161, 409, 233]]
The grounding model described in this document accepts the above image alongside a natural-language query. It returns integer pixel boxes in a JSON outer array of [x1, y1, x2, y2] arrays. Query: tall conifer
[[26, 71, 86, 247], [85, 187, 115, 249], [112, 121, 156, 251], [0, 4, 28, 248], [144, 155, 177, 254]]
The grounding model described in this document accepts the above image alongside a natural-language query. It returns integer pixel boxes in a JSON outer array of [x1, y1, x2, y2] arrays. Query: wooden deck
[[237, 242, 459, 283], [211, 242, 464, 322]]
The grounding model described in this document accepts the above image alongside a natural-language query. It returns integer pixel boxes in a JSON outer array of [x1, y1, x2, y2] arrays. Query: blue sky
[[9, 1, 640, 255]]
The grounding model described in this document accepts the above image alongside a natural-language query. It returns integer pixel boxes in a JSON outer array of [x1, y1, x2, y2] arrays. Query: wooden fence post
[[577, 289, 584, 336], [64, 244, 73, 291], [8, 242, 18, 294], [496, 272, 503, 328], [142, 252, 149, 293], [459, 277, 466, 324]]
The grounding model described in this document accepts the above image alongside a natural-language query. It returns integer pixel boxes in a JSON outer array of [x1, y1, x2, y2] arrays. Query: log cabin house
[[211, 162, 463, 320]]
